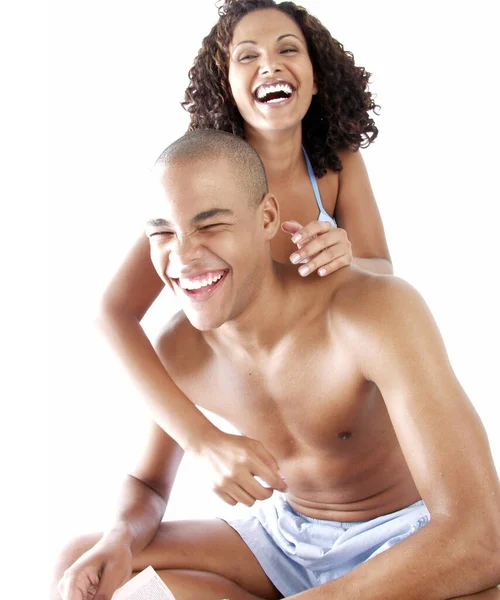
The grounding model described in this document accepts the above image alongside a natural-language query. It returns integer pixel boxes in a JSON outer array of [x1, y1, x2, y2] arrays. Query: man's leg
[[451, 587, 500, 599], [155, 570, 270, 600], [51, 519, 283, 600]]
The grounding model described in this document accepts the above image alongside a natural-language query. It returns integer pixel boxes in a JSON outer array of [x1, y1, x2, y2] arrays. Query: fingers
[[238, 441, 287, 499], [215, 483, 257, 507], [94, 564, 127, 600], [281, 220, 302, 234], [60, 561, 126, 600], [290, 226, 346, 264], [251, 439, 280, 473], [224, 479, 273, 507], [299, 251, 351, 277], [315, 255, 352, 277], [289, 220, 333, 245], [289, 226, 352, 277], [216, 491, 238, 506], [58, 570, 90, 600], [213, 468, 275, 506], [206, 433, 287, 508], [212, 461, 284, 507], [251, 448, 287, 492], [253, 464, 287, 493], [231, 481, 270, 506]]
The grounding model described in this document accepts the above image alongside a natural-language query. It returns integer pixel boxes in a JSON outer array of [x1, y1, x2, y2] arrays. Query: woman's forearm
[[352, 256, 393, 275], [96, 308, 219, 453]]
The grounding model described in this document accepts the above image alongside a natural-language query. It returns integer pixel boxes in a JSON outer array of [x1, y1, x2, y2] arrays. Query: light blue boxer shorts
[[220, 493, 430, 596]]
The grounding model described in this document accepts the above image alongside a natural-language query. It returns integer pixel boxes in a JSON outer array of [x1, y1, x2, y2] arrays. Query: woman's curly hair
[[182, 0, 380, 175]]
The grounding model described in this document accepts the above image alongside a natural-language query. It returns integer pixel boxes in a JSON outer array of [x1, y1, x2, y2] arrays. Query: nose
[[168, 232, 203, 269], [259, 51, 283, 76]]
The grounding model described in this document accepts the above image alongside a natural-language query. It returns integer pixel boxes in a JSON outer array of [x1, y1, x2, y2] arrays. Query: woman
[[98, 0, 393, 506]]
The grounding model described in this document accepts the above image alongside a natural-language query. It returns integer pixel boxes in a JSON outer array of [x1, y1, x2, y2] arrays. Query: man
[[53, 131, 500, 600]]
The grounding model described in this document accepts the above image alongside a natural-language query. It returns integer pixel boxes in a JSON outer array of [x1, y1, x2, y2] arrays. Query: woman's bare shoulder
[[319, 148, 364, 206]]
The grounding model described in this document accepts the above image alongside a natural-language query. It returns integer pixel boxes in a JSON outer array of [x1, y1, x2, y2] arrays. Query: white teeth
[[179, 272, 223, 291], [256, 82, 293, 100]]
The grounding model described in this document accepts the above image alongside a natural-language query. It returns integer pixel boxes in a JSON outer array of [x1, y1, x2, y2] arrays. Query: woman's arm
[[97, 232, 219, 451], [283, 149, 393, 277], [96, 233, 286, 502], [335, 148, 393, 274]]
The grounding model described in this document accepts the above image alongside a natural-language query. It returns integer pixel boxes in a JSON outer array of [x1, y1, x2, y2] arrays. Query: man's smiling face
[[146, 155, 274, 331]]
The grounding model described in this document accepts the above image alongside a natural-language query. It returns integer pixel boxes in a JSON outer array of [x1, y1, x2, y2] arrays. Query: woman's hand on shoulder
[[282, 220, 352, 277]]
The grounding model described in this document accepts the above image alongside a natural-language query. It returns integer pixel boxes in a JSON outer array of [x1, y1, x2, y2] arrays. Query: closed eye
[[149, 231, 173, 238], [148, 224, 228, 237], [200, 223, 227, 231], [240, 49, 296, 61], [239, 53, 257, 61]]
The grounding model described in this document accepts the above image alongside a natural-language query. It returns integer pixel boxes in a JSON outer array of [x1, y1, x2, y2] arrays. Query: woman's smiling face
[[228, 8, 317, 135]]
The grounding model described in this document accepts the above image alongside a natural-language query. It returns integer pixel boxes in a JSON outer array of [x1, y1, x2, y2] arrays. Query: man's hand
[[282, 220, 352, 277], [57, 535, 132, 600], [191, 432, 287, 506]]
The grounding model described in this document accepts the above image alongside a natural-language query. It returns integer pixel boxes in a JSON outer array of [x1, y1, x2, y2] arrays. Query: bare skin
[[155, 275, 420, 521], [54, 151, 500, 600], [97, 140, 392, 511], [54, 11, 499, 599], [96, 8, 393, 508], [52, 520, 500, 600]]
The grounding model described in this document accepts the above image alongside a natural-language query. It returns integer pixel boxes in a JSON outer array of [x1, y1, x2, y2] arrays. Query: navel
[[337, 431, 352, 440]]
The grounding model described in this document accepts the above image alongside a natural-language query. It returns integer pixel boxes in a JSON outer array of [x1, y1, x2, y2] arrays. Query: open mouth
[[254, 82, 295, 105], [171, 269, 229, 301]]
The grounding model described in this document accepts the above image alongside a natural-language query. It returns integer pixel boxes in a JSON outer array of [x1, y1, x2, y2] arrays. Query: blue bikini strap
[[301, 145, 323, 214]]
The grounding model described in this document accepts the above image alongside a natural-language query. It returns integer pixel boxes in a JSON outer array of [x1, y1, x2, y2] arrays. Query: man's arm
[[109, 422, 185, 554], [296, 276, 500, 600], [55, 422, 184, 600]]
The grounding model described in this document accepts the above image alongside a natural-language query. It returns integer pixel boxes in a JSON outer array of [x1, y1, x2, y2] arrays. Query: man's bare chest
[[174, 331, 382, 457]]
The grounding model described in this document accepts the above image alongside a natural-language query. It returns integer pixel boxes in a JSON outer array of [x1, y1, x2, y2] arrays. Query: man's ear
[[259, 192, 280, 241]]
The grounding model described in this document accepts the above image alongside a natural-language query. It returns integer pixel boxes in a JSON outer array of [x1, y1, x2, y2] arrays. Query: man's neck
[[203, 262, 294, 359]]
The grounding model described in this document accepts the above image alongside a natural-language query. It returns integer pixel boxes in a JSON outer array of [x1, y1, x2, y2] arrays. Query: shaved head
[[155, 130, 268, 207]]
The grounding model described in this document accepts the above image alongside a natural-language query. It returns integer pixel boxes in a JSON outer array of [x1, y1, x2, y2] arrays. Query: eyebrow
[[146, 208, 234, 228], [232, 33, 303, 51]]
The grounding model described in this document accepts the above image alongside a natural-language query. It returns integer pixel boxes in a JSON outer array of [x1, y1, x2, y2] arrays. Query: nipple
[[337, 431, 352, 440]]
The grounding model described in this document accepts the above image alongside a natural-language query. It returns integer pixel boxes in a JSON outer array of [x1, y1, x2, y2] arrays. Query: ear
[[312, 80, 318, 95], [258, 192, 280, 241]]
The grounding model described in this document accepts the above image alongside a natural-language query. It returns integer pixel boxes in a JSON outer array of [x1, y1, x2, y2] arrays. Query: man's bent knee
[[53, 532, 103, 573], [157, 569, 268, 600]]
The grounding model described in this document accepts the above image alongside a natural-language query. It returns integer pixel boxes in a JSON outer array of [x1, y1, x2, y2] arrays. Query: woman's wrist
[[183, 418, 222, 456]]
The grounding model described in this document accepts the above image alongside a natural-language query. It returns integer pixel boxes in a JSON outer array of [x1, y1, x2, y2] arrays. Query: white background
[[44, 0, 499, 596]]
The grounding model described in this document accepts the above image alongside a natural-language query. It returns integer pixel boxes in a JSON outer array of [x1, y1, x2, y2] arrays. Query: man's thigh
[[133, 519, 281, 599], [454, 586, 500, 599], [59, 519, 282, 600]]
